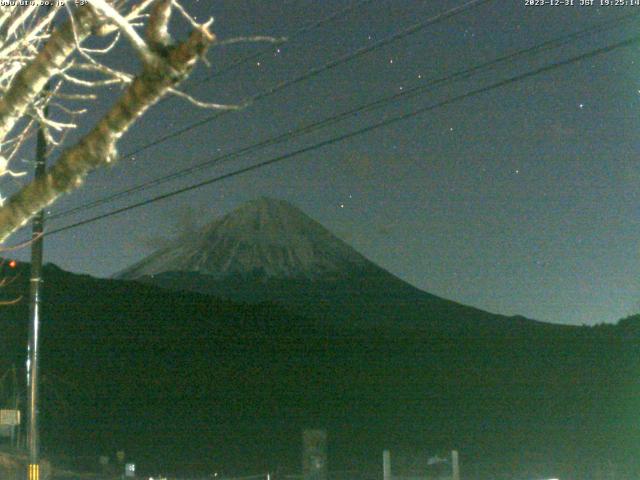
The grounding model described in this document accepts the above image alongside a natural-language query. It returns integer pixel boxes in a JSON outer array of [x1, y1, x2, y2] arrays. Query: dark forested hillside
[[0, 262, 638, 478]]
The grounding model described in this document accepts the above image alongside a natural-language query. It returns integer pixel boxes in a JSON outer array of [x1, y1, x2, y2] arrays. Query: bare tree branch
[[0, 5, 99, 142], [89, 0, 159, 65], [146, 0, 173, 47], [0, 0, 261, 245], [168, 87, 243, 110], [0, 13, 215, 242], [215, 35, 285, 47]]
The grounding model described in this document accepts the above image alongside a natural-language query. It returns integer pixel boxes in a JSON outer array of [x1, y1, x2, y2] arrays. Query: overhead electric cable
[[45, 33, 640, 237], [49, 0, 495, 220], [0, 0, 377, 194], [49, 10, 640, 221], [180, 0, 378, 91], [120, 0, 494, 159]]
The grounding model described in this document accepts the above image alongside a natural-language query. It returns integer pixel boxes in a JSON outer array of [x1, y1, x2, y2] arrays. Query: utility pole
[[26, 97, 48, 480], [12, 365, 19, 448], [382, 450, 391, 480], [451, 450, 460, 480]]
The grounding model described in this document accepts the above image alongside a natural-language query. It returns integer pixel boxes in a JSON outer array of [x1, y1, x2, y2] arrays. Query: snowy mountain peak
[[117, 198, 373, 280]]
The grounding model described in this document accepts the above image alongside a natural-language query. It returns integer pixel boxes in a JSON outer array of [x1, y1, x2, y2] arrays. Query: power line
[[49, 0, 494, 220], [180, 0, 379, 92], [49, 10, 640, 221], [46, 33, 640, 237], [119, 0, 494, 160], [0, 0, 376, 194]]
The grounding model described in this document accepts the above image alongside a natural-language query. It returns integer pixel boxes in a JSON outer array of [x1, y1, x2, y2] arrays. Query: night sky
[[6, 0, 640, 326]]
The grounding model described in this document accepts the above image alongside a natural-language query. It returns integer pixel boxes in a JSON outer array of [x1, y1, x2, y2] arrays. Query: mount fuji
[[117, 197, 552, 333], [118, 197, 375, 281]]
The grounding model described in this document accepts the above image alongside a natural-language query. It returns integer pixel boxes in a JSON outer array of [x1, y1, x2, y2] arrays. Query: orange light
[[8, 260, 16, 268]]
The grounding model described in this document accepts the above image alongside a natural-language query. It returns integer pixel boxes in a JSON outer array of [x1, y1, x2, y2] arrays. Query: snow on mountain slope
[[117, 197, 375, 280]]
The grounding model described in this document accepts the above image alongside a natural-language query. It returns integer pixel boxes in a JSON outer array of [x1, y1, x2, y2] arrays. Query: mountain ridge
[[117, 197, 376, 281], [116, 197, 561, 332]]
